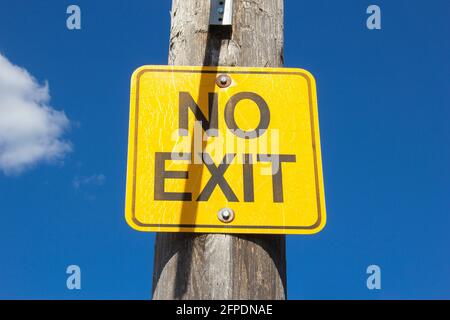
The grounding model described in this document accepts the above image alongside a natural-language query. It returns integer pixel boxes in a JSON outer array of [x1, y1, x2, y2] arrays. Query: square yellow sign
[[125, 65, 326, 234]]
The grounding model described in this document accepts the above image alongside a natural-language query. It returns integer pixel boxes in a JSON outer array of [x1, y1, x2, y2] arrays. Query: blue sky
[[0, 0, 449, 299]]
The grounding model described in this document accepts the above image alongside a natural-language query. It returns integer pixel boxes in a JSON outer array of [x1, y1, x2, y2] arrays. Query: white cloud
[[0, 53, 71, 175], [73, 174, 106, 189]]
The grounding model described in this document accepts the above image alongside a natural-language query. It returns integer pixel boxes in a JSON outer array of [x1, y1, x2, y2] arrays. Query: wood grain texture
[[152, 0, 286, 300]]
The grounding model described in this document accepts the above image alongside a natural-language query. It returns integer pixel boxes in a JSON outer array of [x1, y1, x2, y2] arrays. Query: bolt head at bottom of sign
[[218, 208, 235, 223]]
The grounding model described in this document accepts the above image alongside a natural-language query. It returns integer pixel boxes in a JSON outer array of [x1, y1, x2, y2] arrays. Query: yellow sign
[[125, 65, 326, 234]]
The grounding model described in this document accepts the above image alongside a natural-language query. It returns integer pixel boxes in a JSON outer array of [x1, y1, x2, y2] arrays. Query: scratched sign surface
[[125, 65, 326, 234]]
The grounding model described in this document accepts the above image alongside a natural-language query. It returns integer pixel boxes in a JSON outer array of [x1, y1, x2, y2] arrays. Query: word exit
[[155, 152, 296, 203]]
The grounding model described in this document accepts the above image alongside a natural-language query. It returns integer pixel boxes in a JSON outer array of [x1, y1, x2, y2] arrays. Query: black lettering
[[154, 152, 192, 201], [178, 92, 218, 136], [243, 154, 254, 202], [257, 154, 296, 203], [224, 92, 270, 139], [197, 153, 239, 202]]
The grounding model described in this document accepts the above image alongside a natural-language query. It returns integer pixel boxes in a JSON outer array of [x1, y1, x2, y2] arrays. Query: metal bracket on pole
[[209, 0, 233, 26]]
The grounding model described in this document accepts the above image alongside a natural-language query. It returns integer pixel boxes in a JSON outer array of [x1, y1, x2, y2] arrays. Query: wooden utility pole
[[152, 0, 286, 300]]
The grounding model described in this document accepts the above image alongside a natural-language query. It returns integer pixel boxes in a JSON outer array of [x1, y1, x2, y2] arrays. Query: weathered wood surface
[[152, 0, 286, 300]]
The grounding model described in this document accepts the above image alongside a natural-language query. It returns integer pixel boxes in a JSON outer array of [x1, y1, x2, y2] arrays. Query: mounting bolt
[[216, 74, 231, 88], [218, 208, 235, 223], [210, 0, 233, 26]]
